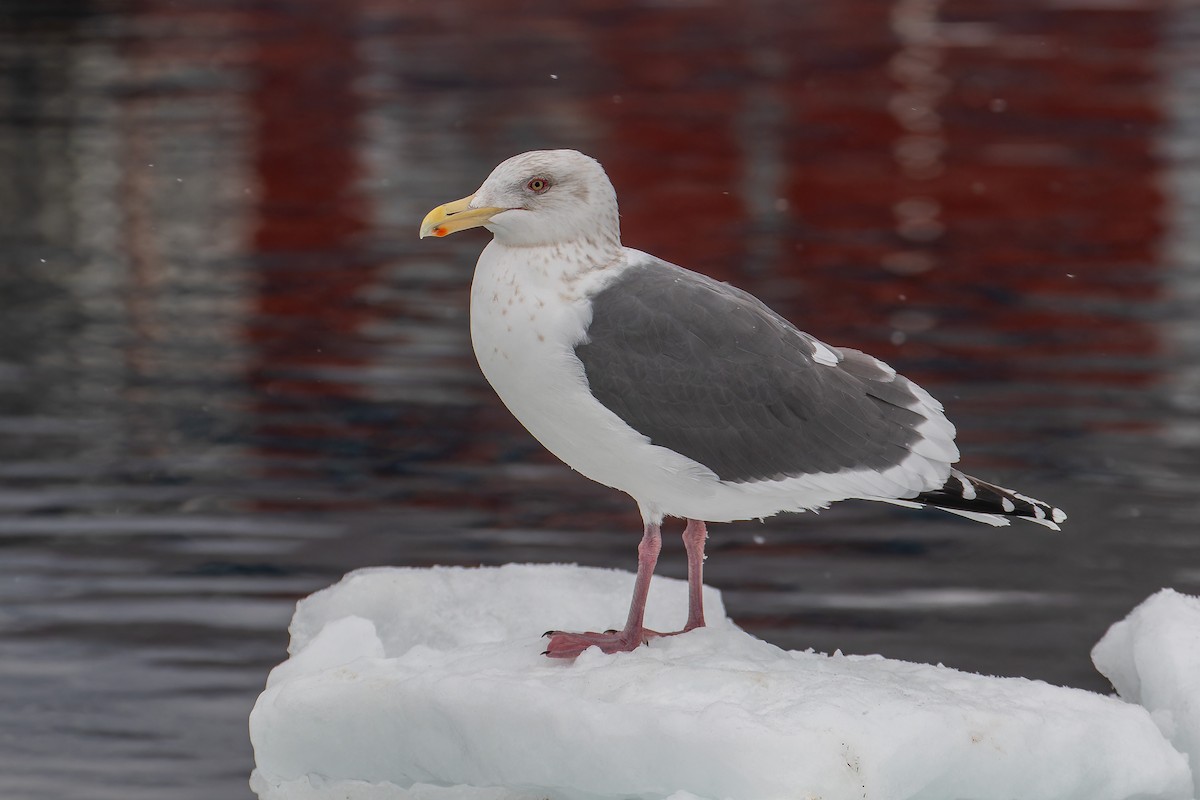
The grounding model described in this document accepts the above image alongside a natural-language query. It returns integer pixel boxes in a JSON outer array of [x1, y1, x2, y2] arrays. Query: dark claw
[[541, 650, 549, 656], [543, 630, 556, 638], [604, 629, 617, 634]]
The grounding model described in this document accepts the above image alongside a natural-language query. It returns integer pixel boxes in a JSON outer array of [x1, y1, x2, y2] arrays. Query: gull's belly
[[470, 278, 644, 491]]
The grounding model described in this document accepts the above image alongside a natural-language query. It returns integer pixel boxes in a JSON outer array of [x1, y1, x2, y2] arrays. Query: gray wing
[[575, 257, 941, 484]]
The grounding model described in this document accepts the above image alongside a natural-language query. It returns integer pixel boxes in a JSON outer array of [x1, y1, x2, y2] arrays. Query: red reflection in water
[[582, 3, 746, 277], [230, 0, 1166, 506], [236, 0, 407, 506], [245, 1, 373, 388], [373, 0, 1164, 398], [585, 1, 1164, 389]]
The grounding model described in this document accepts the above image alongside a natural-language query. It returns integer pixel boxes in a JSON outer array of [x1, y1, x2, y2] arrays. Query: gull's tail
[[909, 469, 1067, 530]]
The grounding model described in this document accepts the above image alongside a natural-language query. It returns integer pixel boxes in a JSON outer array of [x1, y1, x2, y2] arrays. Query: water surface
[[1, 1, 1199, 797]]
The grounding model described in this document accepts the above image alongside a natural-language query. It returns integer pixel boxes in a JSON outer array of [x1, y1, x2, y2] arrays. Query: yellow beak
[[419, 194, 507, 239]]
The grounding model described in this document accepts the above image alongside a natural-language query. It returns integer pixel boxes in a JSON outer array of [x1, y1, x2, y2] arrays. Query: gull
[[420, 149, 1065, 658]]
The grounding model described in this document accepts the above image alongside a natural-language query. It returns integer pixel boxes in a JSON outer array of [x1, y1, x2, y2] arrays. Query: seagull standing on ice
[[420, 149, 1065, 659]]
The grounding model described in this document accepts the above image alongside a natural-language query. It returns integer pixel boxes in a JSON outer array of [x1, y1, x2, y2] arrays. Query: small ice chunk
[[1093, 589, 1200, 780]]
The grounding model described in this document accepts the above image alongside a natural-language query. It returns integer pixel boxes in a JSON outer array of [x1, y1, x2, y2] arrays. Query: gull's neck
[[485, 233, 625, 294]]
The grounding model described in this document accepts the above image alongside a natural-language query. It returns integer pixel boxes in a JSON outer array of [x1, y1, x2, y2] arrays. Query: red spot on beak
[[434, 227, 448, 237]]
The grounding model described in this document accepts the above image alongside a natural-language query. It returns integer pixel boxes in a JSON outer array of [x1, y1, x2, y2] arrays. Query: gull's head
[[420, 150, 620, 249]]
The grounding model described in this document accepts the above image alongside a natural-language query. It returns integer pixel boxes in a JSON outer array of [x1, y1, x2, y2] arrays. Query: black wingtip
[[916, 469, 1064, 530]]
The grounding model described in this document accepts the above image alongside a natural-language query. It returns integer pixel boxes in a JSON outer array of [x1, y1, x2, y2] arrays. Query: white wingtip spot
[[960, 479, 977, 500], [1001, 498, 1016, 513], [809, 339, 839, 367], [1052, 507, 1067, 524]]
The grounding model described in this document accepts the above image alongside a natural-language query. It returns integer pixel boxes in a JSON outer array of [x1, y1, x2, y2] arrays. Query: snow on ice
[[249, 565, 1197, 800]]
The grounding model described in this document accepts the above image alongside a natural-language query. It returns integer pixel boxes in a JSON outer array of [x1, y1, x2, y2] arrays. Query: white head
[[420, 150, 621, 250]]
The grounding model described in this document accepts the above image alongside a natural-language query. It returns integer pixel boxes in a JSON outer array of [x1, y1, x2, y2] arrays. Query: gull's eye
[[526, 177, 551, 194]]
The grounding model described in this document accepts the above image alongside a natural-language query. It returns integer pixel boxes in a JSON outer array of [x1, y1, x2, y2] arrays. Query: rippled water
[[2, 1, 1199, 797]]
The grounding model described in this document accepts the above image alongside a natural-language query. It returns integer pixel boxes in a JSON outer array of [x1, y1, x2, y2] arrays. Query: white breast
[[469, 242, 720, 522]]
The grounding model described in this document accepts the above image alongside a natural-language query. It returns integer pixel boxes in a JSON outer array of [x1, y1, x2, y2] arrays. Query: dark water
[[2, 0, 1199, 797]]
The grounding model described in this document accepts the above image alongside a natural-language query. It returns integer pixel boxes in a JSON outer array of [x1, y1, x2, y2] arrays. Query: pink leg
[[682, 518, 708, 631], [544, 523, 662, 659]]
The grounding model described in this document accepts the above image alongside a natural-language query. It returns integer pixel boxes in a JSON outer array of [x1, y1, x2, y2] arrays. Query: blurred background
[[1, 0, 1198, 797]]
